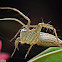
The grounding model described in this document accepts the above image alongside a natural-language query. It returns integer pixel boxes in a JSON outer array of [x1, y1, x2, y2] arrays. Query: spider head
[[38, 23, 54, 29], [37, 22, 55, 33]]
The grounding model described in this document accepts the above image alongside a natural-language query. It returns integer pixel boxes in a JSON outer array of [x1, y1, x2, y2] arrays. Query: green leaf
[[27, 47, 62, 62]]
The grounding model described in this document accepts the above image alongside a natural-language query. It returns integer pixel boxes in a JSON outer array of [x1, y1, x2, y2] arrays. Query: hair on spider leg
[[26, 12, 31, 17], [47, 21, 51, 24], [19, 12, 31, 21], [46, 28, 49, 32], [41, 27, 49, 33], [49, 29, 56, 35], [42, 27, 49, 32], [45, 28, 55, 35], [41, 17, 44, 23], [46, 28, 52, 33]]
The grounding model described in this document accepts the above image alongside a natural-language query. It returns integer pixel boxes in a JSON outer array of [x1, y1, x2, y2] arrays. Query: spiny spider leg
[[0, 7, 31, 28]]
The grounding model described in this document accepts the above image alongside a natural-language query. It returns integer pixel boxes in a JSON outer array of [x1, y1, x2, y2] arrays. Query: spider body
[[17, 28, 62, 47], [20, 28, 37, 45]]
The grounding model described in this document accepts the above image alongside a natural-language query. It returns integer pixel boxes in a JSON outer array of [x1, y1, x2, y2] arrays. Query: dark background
[[0, 0, 62, 62]]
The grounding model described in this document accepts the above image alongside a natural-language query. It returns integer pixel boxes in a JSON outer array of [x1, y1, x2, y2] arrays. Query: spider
[[0, 7, 61, 59]]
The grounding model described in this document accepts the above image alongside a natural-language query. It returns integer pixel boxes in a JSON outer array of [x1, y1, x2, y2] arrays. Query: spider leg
[[29, 25, 37, 28], [0, 7, 31, 28], [11, 37, 20, 57], [25, 33, 39, 59], [45, 27, 58, 41], [44, 26, 58, 41], [10, 28, 21, 42], [0, 18, 28, 29], [53, 28, 58, 41], [25, 44, 34, 59]]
